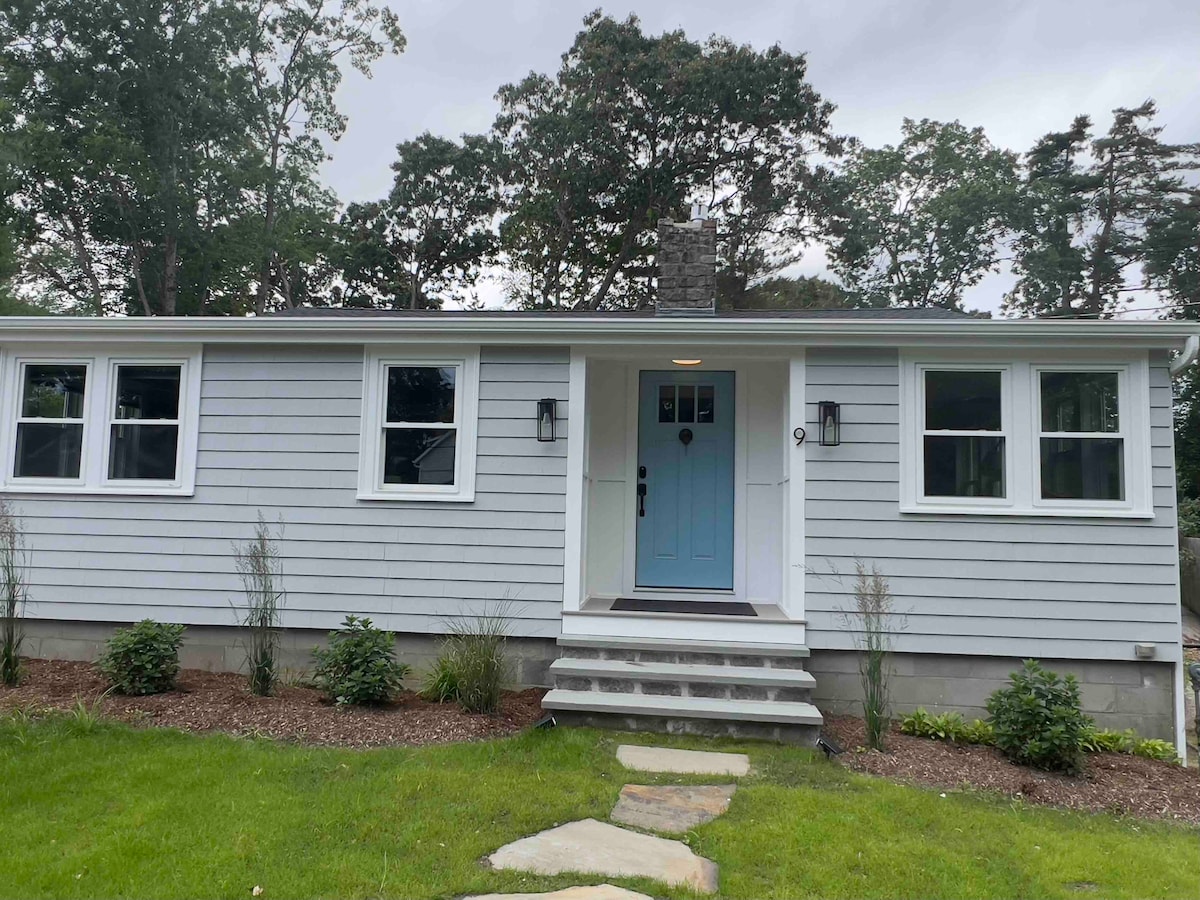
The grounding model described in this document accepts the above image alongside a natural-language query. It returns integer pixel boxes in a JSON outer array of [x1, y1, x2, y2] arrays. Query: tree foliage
[[339, 133, 500, 308], [493, 12, 837, 310], [0, 0, 402, 315], [820, 119, 1019, 310], [1005, 102, 1199, 318], [718, 274, 865, 310]]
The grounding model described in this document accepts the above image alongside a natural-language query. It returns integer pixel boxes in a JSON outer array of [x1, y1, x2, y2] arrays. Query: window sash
[[373, 360, 465, 494], [918, 366, 1010, 503], [1034, 367, 1127, 506], [11, 360, 93, 482], [103, 362, 185, 485]]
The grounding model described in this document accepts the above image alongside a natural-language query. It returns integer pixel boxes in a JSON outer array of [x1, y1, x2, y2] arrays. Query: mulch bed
[[0, 658, 546, 749], [824, 714, 1200, 826]]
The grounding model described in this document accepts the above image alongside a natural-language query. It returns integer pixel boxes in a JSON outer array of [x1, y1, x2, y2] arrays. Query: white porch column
[[783, 352, 806, 621], [561, 348, 588, 614]]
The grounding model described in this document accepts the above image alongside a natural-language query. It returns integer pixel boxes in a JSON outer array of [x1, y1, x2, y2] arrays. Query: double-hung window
[[1036, 369, 1125, 504], [921, 368, 1007, 501], [1, 348, 201, 495], [902, 355, 1150, 516], [358, 348, 479, 501]]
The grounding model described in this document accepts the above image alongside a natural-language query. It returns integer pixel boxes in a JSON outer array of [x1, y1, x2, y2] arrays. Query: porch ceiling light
[[536, 398, 557, 442], [818, 400, 841, 447], [671, 359, 703, 366]]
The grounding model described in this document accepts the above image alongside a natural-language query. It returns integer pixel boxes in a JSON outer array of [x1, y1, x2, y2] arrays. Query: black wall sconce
[[818, 400, 841, 446], [537, 398, 557, 442]]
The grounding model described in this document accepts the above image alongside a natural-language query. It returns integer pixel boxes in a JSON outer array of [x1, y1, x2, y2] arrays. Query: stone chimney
[[656, 215, 717, 316]]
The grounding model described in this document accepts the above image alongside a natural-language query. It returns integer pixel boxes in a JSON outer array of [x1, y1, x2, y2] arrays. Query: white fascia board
[[0, 315, 1197, 350]]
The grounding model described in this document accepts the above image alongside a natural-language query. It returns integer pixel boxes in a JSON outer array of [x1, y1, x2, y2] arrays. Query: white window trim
[[357, 347, 480, 502], [0, 344, 202, 496], [900, 352, 1153, 518]]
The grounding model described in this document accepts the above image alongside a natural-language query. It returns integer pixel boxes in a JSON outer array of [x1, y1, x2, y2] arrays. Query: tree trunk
[[162, 232, 178, 316]]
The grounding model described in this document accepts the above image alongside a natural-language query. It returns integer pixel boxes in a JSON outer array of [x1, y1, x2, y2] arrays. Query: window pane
[[383, 429, 456, 485], [925, 371, 1002, 431], [697, 385, 715, 423], [108, 424, 179, 480], [923, 435, 1005, 498], [677, 385, 695, 423], [1041, 372, 1119, 433], [22, 365, 87, 419], [14, 423, 83, 477], [658, 385, 675, 423], [114, 366, 181, 420], [386, 367, 456, 424], [1040, 437, 1124, 501]]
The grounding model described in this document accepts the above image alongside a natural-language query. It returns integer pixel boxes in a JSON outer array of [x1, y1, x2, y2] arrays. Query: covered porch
[[559, 346, 810, 647]]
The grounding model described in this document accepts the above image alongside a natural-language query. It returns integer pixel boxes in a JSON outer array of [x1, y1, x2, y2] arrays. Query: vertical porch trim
[[562, 348, 588, 615], [784, 352, 806, 620]]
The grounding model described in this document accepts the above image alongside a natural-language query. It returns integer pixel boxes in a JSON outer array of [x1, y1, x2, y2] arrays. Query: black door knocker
[[678, 427, 693, 447]]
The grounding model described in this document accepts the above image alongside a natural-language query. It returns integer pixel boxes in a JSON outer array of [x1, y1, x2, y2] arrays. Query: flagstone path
[[480, 745, 750, 897]]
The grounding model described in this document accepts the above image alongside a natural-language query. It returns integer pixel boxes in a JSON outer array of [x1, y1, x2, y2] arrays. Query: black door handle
[[637, 482, 647, 517]]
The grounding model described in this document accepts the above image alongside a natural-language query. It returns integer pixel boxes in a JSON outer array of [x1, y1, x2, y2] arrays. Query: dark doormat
[[612, 597, 757, 616]]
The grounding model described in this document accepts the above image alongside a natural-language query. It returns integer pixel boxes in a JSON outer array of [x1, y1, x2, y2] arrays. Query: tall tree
[[1006, 101, 1198, 318], [0, 0, 401, 316], [339, 133, 500, 308], [246, 0, 404, 314], [820, 119, 1019, 309], [493, 12, 836, 310]]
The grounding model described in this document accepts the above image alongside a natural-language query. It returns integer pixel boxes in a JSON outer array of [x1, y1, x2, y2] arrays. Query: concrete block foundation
[[19, 619, 560, 688], [806, 649, 1176, 740]]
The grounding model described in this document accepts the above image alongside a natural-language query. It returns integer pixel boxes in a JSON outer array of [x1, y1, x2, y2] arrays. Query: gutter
[[1169, 334, 1200, 377], [0, 315, 1198, 348]]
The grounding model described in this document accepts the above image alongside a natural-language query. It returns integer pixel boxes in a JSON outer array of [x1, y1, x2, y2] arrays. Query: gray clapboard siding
[[16, 344, 571, 636], [804, 347, 1182, 663]]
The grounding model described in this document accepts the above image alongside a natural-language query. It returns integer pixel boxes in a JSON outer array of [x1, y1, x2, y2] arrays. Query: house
[[3, 217, 1196, 754]]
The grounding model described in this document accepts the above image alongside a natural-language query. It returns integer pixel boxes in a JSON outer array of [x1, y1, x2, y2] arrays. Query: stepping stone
[[465, 886, 653, 900], [616, 744, 750, 776], [487, 818, 719, 894], [611, 784, 736, 832]]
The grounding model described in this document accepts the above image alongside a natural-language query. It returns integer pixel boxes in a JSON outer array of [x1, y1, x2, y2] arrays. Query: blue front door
[[635, 370, 735, 590]]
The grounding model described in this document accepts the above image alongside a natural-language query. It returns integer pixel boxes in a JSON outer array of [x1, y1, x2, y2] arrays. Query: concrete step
[[542, 689, 823, 727], [550, 657, 816, 689], [557, 635, 810, 658]]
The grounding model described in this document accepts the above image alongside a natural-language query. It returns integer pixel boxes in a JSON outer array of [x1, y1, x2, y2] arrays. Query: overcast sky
[[322, 1, 1200, 313]]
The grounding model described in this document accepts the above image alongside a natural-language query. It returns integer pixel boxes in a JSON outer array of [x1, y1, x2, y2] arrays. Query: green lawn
[[0, 712, 1195, 900]]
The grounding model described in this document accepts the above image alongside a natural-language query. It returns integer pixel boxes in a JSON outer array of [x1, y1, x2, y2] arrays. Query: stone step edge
[[556, 634, 811, 658], [550, 657, 815, 688], [542, 689, 824, 726]]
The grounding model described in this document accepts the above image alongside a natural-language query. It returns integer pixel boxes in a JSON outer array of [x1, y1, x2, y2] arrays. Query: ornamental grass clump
[[422, 603, 513, 714], [0, 500, 29, 687], [844, 562, 896, 751], [98, 620, 186, 695], [233, 514, 285, 696], [986, 659, 1090, 775], [312, 616, 409, 706]]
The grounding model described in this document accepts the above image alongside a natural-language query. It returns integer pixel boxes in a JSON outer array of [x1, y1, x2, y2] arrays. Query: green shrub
[[1132, 738, 1179, 762], [421, 653, 461, 704], [422, 607, 512, 714], [899, 707, 994, 745], [986, 660, 1091, 774], [98, 620, 185, 695], [311, 616, 409, 706], [1081, 726, 1135, 754]]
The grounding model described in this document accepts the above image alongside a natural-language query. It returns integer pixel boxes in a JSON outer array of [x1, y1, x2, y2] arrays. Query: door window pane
[[109, 424, 179, 480], [925, 371, 1002, 431], [15, 423, 84, 478], [384, 429, 456, 485], [677, 385, 695, 423], [1040, 437, 1124, 501], [658, 385, 675, 423], [114, 366, 181, 420], [22, 365, 86, 419], [386, 366, 456, 423], [923, 435, 1005, 498], [697, 385, 715, 423], [1041, 372, 1119, 433]]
